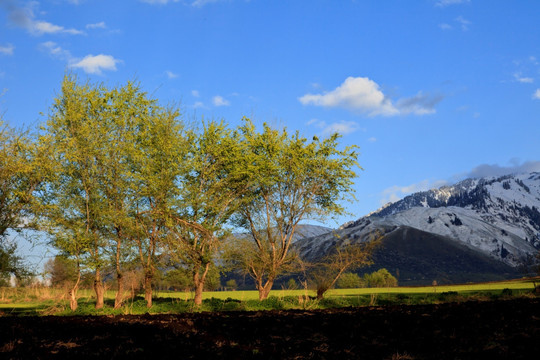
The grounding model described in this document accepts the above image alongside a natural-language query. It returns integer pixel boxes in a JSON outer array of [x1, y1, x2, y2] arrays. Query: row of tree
[[1, 75, 364, 309]]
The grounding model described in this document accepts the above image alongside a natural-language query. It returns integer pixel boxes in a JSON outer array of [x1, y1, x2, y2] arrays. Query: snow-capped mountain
[[294, 172, 540, 284]]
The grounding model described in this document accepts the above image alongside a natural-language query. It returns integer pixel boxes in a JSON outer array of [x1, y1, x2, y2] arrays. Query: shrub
[[363, 269, 398, 288], [337, 272, 363, 289]]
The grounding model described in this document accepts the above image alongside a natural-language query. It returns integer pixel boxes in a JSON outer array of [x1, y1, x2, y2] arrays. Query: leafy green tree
[[39, 76, 111, 309], [94, 81, 158, 309], [162, 267, 192, 291], [230, 118, 360, 300], [166, 121, 246, 305], [0, 121, 40, 283], [44, 255, 78, 288], [129, 103, 189, 308], [0, 121, 40, 237], [337, 272, 364, 289], [225, 279, 238, 291], [309, 238, 378, 299], [363, 268, 398, 288], [0, 242, 26, 286]]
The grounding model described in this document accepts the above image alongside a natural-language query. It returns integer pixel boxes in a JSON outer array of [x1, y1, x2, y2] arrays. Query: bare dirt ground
[[1, 297, 539, 359]]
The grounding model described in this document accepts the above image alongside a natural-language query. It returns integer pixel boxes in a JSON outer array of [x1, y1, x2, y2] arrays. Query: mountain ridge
[[294, 171, 540, 284]]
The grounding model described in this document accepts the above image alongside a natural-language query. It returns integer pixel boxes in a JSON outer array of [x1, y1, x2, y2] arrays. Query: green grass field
[[1, 277, 538, 316]]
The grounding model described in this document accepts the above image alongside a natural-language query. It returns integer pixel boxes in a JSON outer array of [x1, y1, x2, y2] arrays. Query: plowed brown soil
[[1, 298, 539, 359]]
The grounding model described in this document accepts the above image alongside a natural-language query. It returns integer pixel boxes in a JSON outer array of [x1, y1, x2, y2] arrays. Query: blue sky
[[1, 0, 540, 229]]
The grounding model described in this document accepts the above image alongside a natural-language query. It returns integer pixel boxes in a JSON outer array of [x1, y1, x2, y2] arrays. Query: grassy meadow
[[1, 277, 538, 316]]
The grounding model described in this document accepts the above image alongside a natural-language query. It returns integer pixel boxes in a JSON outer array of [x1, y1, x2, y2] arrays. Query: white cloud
[[32, 20, 84, 35], [533, 89, 540, 100], [435, 0, 470, 7], [40, 42, 120, 75], [193, 101, 204, 108], [455, 16, 471, 31], [166, 70, 178, 79], [381, 179, 449, 205], [300, 76, 442, 117], [71, 54, 121, 75], [1, 0, 84, 35], [86, 22, 107, 29], [0, 43, 14, 56], [191, 90, 200, 97], [299, 77, 399, 116], [212, 95, 230, 107], [368, 137, 377, 143]]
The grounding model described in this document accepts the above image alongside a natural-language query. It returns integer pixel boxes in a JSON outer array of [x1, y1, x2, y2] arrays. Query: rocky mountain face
[[294, 172, 540, 285]]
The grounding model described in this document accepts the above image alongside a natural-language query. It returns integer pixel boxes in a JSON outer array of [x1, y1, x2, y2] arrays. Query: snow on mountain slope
[[300, 172, 540, 269], [342, 172, 540, 267]]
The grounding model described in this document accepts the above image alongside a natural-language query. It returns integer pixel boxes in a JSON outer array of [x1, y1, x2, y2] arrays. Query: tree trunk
[[114, 272, 124, 309], [69, 268, 82, 311], [94, 269, 104, 309], [193, 263, 210, 306], [69, 286, 79, 311], [144, 272, 153, 308], [258, 279, 274, 300], [316, 287, 326, 300]]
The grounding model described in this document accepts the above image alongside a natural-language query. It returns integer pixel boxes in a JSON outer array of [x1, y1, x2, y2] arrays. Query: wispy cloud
[[514, 73, 534, 83], [41, 42, 120, 75], [396, 92, 444, 115], [140, 0, 180, 4], [0, 43, 15, 56], [455, 16, 471, 31], [299, 76, 442, 117], [307, 119, 362, 136], [191, 0, 223, 7], [382, 160, 540, 205], [191, 90, 200, 97], [165, 70, 178, 79], [465, 160, 540, 178], [381, 179, 449, 205], [435, 0, 470, 7], [533, 89, 540, 100], [86, 22, 107, 29], [1, 0, 84, 35], [212, 95, 230, 106], [40, 41, 72, 61], [439, 23, 452, 30]]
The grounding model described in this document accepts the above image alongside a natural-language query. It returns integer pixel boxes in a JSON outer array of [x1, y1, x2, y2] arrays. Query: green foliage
[[0, 242, 27, 286], [44, 255, 78, 288], [337, 272, 364, 289], [225, 279, 238, 290], [162, 268, 192, 291], [286, 278, 297, 290], [0, 121, 39, 283], [309, 238, 379, 299], [363, 268, 398, 288], [0, 121, 41, 238], [229, 118, 360, 299]]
